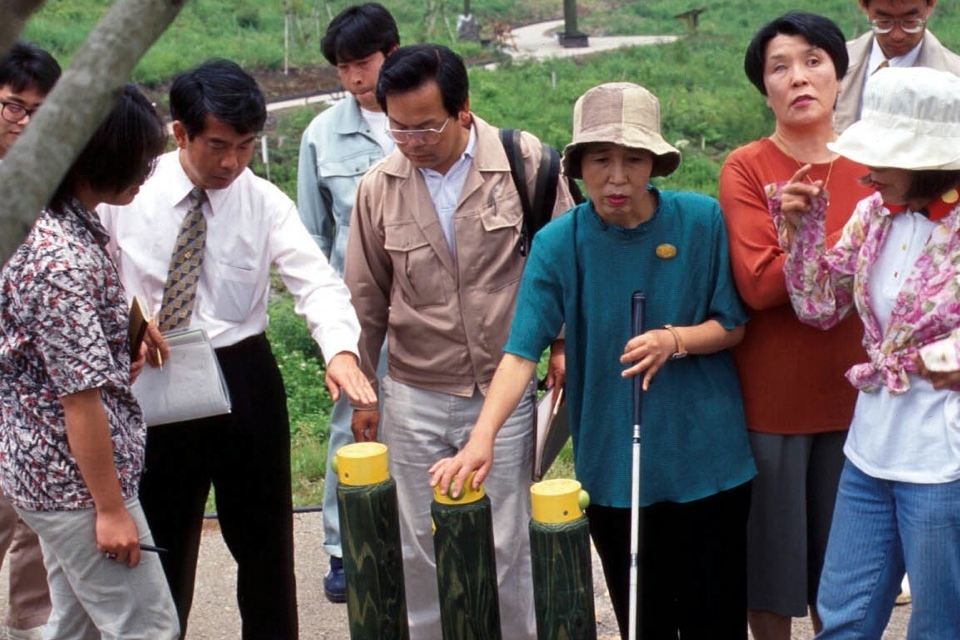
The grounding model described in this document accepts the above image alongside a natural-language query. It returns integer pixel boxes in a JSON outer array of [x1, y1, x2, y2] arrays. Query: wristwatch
[[663, 324, 687, 360]]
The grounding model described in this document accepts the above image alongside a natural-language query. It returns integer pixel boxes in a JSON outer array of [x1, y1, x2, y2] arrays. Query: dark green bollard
[[530, 479, 597, 640], [335, 442, 409, 640], [432, 477, 501, 640]]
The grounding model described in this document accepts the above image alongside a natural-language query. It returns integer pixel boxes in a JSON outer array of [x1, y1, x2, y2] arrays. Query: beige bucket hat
[[828, 66, 960, 170], [562, 82, 681, 179]]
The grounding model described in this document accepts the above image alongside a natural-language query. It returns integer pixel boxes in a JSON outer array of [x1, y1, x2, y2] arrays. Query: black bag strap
[[500, 128, 559, 256]]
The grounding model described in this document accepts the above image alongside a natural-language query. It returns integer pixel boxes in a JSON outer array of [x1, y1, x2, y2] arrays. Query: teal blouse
[[506, 189, 756, 508]]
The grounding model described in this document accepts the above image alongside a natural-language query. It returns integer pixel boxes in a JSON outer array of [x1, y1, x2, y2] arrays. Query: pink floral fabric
[[773, 188, 960, 394]]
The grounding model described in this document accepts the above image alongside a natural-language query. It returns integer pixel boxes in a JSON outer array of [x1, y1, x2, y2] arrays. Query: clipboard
[[132, 328, 232, 426], [533, 386, 569, 481]]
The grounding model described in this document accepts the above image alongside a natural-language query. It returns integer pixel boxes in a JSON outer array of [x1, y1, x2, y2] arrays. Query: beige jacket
[[344, 114, 574, 396], [835, 30, 960, 133]]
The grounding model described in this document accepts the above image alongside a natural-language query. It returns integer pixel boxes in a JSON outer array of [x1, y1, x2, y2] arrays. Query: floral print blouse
[[771, 186, 960, 395]]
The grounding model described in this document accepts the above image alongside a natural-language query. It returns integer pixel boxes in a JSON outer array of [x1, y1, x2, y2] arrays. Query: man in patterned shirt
[[0, 86, 179, 639]]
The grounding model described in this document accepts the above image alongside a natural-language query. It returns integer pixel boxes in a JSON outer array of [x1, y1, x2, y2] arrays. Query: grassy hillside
[[24, 0, 960, 85]]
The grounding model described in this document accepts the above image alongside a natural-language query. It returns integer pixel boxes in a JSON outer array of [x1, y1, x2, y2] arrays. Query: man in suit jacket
[[835, 0, 960, 133]]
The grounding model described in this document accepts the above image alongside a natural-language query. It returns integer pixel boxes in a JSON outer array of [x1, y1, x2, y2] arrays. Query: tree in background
[[0, 0, 188, 263]]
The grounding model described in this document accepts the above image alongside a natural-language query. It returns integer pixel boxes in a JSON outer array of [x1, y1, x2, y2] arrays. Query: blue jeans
[[817, 460, 960, 639]]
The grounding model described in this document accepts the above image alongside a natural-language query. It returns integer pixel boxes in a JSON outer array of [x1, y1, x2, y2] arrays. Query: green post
[[432, 478, 501, 639], [335, 443, 409, 640], [560, 0, 589, 48], [529, 479, 597, 640]]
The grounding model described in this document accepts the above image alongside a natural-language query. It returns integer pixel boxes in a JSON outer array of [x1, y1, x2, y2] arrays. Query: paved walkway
[[0, 509, 910, 638], [506, 18, 680, 61]]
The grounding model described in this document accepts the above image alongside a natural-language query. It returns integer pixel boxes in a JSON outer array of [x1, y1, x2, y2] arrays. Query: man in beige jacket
[[835, 0, 960, 133], [344, 44, 573, 640]]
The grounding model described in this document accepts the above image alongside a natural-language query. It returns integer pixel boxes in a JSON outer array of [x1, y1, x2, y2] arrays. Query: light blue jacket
[[297, 97, 387, 276]]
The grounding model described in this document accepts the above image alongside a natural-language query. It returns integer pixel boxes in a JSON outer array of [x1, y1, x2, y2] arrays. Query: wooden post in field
[[432, 475, 501, 639], [530, 479, 597, 640], [335, 442, 409, 640], [560, 0, 589, 48]]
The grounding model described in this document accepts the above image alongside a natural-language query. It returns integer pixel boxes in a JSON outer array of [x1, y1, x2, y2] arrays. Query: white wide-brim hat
[[562, 82, 681, 179], [828, 66, 960, 170]]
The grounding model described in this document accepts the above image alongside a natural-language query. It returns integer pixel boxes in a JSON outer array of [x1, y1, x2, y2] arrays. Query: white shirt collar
[[868, 35, 923, 73]]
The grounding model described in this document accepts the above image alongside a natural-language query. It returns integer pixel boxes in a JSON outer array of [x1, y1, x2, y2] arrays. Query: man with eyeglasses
[[0, 40, 60, 640], [344, 44, 573, 639], [835, 0, 960, 132]]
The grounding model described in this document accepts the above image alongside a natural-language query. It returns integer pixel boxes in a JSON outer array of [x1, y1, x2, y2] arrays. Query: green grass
[[28, 0, 960, 506]]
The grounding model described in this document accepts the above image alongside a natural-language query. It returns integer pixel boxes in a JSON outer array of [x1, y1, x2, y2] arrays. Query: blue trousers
[[817, 460, 960, 639]]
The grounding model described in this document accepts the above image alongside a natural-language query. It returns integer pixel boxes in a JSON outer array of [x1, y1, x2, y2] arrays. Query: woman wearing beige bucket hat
[[718, 13, 873, 639], [430, 82, 756, 638], [778, 65, 960, 638]]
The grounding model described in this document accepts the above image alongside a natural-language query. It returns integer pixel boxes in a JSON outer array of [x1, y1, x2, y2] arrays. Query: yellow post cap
[[335, 442, 389, 486], [531, 478, 589, 524], [433, 471, 485, 505]]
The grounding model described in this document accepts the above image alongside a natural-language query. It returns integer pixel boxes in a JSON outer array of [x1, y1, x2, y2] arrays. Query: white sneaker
[[6, 625, 45, 640]]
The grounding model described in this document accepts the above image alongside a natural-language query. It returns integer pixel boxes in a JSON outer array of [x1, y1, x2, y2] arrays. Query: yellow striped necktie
[[158, 187, 207, 332]]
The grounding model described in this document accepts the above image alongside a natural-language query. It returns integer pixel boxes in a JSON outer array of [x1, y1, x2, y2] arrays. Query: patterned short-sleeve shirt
[[0, 200, 144, 512]]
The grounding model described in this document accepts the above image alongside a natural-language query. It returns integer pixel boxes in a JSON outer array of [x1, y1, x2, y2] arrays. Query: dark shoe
[[324, 555, 347, 603]]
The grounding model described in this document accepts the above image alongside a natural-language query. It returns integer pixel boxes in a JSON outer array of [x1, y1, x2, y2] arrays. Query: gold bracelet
[[663, 324, 687, 360]]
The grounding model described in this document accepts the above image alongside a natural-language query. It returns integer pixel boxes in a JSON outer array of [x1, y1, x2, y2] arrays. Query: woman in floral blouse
[[778, 66, 960, 638], [0, 85, 178, 638]]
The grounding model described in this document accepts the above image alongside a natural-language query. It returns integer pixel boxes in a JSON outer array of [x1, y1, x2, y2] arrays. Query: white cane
[[628, 291, 646, 640]]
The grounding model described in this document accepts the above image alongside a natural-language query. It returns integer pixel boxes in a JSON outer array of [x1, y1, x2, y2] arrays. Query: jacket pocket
[[384, 222, 447, 308]]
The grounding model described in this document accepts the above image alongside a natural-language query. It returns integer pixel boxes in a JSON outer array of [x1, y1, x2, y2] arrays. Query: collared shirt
[[98, 151, 361, 361], [297, 97, 391, 276], [420, 125, 478, 257], [863, 36, 922, 97], [0, 200, 145, 511], [345, 114, 575, 396], [360, 107, 394, 155], [780, 190, 960, 483]]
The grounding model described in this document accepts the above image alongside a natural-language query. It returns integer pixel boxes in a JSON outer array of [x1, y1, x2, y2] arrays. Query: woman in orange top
[[718, 12, 871, 640]]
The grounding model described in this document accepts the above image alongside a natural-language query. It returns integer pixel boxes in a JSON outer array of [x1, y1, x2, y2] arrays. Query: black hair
[[375, 44, 468, 117], [907, 170, 960, 203], [0, 40, 61, 95], [50, 84, 167, 213], [169, 59, 266, 139], [321, 3, 399, 65], [743, 12, 848, 96]]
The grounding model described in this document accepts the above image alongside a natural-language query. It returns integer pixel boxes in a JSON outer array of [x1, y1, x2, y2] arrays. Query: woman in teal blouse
[[430, 82, 755, 638]]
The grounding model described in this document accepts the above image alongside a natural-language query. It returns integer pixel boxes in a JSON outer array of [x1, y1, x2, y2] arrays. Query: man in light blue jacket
[[296, 2, 398, 603]]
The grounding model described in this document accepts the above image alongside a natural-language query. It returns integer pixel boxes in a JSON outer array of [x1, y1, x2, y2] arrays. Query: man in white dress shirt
[[97, 59, 375, 640]]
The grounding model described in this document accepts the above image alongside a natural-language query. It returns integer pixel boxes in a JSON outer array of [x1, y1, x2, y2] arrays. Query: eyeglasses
[[386, 117, 450, 145], [869, 17, 926, 34], [0, 101, 38, 124]]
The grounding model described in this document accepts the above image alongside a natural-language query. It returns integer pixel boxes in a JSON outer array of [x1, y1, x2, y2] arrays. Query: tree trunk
[[0, 0, 47, 58], [0, 0, 189, 264]]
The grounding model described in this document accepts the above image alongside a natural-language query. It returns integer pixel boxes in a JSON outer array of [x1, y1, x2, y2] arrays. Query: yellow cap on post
[[335, 442, 389, 486], [433, 471, 485, 505], [530, 478, 590, 524]]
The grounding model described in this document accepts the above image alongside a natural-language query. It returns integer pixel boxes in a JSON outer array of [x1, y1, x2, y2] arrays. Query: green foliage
[[32, 0, 960, 504], [250, 105, 327, 200]]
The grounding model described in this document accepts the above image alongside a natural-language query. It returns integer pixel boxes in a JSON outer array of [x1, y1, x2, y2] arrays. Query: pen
[[140, 544, 168, 554], [155, 348, 163, 370]]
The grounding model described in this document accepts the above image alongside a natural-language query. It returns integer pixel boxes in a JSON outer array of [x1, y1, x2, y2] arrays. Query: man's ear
[[457, 98, 471, 127], [172, 121, 189, 150]]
